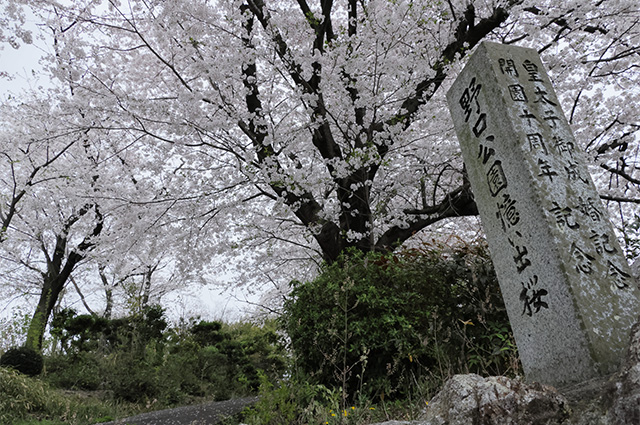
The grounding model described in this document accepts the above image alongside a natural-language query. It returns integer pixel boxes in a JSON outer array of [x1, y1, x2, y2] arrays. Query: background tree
[[0, 95, 100, 350], [0, 88, 217, 350]]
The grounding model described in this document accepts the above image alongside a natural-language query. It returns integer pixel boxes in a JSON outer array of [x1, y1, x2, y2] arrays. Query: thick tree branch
[[245, 0, 311, 92], [348, 0, 357, 37], [376, 183, 478, 252], [381, 2, 515, 133], [244, 1, 342, 170], [240, 6, 342, 261], [600, 163, 640, 186], [600, 195, 640, 204]]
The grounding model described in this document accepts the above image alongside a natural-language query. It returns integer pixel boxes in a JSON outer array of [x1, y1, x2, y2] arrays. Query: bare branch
[[600, 163, 640, 186], [601, 195, 640, 204]]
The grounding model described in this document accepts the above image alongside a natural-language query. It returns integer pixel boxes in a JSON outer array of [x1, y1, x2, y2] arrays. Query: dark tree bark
[[98, 265, 114, 319], [239, 1, 517, 262], [25, 205, 103, 352]]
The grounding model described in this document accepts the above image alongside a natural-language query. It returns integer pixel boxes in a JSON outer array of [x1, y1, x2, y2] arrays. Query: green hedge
[[281, 242, 519, 401], [45, 308, 287, 406]]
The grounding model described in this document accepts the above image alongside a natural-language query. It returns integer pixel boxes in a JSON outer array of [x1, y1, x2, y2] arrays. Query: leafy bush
[[50, 305, 168, 355], [0, 366, 65, 423], [190, 320, 225, 346], [243, 373, 393, 425], [0, 346, 44, 376], [281, 241, 519, 402], [44, 351, 102, 391], [242, 374, 331, 425], [106, 349, 161, 403], [43, 310, 287, 407]]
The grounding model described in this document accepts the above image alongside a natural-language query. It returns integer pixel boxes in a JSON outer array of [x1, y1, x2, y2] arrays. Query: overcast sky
[[0, 8, 50, 99]]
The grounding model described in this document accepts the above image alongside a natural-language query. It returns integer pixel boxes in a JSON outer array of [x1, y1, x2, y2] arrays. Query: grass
[[1, 364, 443, 425], [0, 366, 139, 425]]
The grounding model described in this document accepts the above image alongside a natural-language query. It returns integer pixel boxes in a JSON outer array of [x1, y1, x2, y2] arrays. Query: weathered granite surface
[[446, 41, 640, 386], [418, 374, 569, 425], [372, 317, 640, 425]]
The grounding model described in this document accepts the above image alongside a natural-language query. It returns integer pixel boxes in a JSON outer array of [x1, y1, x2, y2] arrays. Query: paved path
[[97, 396, 258, 425]]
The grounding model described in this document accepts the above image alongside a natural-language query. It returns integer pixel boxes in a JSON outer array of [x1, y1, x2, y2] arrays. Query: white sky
[[0, 7, 49, 98], [0, 44, 44, 98]]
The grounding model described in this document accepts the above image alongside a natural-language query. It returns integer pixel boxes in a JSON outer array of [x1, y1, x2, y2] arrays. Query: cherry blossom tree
[[0, 1, 31, 50], [0, 94, 102, 349], [0, 89, 215, 349], [1, 1, 227, 347], [9, 0, 640, 282]]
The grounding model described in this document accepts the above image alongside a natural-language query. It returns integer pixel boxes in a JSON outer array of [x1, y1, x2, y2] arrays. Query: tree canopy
[[1, 0, 639, 313]]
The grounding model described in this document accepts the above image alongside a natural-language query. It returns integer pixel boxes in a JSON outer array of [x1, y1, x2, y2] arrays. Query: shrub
[[44, 351, 102, 391], [102, 343, 165, 404], [0, 366, 66, 423], [43, 310, 286, 407], [243, 373, 388, 425], [0, 346, 44, 376], [50, 305, 168, 356], [242, 374, 329, 425], [1, 365, 122, 424], [190, 320, 225, 347], [281, 241, 519, 402]]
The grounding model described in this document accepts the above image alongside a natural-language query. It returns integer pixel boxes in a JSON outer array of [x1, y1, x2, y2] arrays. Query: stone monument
[[446, 41, 640, 386]]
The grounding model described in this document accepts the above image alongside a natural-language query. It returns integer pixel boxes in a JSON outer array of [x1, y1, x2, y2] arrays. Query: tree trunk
[[99, 265, 114, 319], [25, 271, 71, 351], [25, 248, 84, 351], [140, 266, 154, 311], [24, 206, 103, 352]]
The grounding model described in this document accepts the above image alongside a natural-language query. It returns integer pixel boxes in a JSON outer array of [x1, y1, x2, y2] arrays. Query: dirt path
[[97, 396, 258, 425]]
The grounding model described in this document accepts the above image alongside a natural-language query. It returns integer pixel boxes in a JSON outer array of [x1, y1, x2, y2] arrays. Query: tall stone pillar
[[447, 41, 640, 386]]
